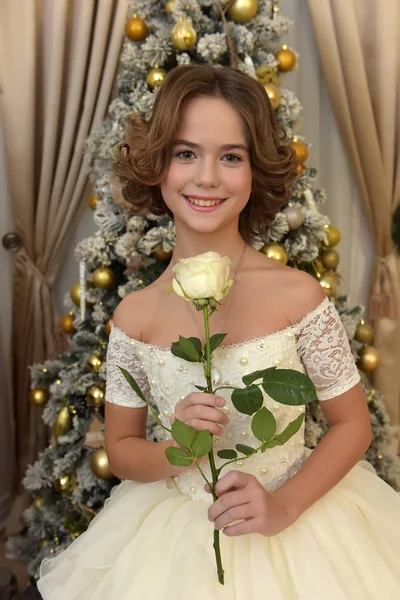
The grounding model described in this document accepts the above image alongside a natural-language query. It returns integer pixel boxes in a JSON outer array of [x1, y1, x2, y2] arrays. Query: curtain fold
[[308, 0, 400, 429], [0, 0, 128, 490]]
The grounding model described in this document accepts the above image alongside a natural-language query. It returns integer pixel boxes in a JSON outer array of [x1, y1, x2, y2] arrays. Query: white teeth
[[186, 196, 223, 207]]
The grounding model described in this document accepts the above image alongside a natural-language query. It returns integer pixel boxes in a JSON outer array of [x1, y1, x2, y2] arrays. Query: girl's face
[[161, 96, 252, 236]]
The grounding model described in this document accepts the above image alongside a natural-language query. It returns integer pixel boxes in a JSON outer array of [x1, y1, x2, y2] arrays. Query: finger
[[184, 393, 226, 409], [222, 517, 258, 537], [208, 488, 250, 522], [214, 503, 251, 532], [186, 419, 224, 436], [183, 405, 229, 426], [215, 470, 252, 496]]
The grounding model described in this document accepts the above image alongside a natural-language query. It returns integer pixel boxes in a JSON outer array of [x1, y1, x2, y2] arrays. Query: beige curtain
[[308, 0, 400, 428], [0, 0, 128, 489]]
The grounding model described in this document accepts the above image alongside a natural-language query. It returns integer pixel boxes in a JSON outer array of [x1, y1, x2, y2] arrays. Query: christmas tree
[[7, 0, 400, 579]]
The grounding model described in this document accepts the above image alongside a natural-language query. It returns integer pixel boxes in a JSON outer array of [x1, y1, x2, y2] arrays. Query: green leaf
[[191, 430, 213, 458], [231, 385, 263, 415], [187, 337, 202, 357], [119, 367, 148, 403], [194, 385, 207, 392], [235, 444, 256, 456], [262, 369, 318, 405], [209, 333, 227, 354], [260, 414, 305, 452], [171, 419, 196, 450], [165, 446, 194, 467], [217, 449, 238, 460], [251, 407, 276, 442], [171, 336, 202, 362], [242, 367, 276, 386], [261, 438, 283, 452], [274, 413, 305, 445]]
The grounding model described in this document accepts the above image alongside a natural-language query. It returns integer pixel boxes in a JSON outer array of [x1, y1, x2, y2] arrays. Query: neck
[[172, 220, 246, 263]]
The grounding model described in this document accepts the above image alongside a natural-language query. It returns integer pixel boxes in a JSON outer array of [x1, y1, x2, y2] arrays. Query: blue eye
[[223, 154, 242, 163], [176, 150, 196, 160]]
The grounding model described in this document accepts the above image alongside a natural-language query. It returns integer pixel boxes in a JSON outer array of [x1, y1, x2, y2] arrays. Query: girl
[[38, 65, 400, 599]]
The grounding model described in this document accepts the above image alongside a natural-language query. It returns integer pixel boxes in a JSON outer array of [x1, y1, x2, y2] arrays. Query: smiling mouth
[[184, 196, 227, 207]]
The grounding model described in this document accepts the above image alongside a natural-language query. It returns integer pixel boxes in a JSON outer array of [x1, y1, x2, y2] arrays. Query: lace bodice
[[105, 297, 360, 503]]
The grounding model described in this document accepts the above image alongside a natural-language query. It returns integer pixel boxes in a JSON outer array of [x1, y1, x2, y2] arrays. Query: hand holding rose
[[206, 470, 296, 537]]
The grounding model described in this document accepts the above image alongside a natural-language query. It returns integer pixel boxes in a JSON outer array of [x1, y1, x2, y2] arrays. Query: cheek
[[163, 162, 188, 189]]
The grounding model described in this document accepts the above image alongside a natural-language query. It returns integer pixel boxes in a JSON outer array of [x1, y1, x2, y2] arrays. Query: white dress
[[37, 297, 400, 599]]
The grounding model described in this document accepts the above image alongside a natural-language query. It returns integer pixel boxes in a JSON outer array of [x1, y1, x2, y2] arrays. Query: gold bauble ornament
[[283, 205, 304, 230], [146, 67, 167, 89], [358, 345, 380, 373], [355, 322, 374, 345], [88, 385, 105, 409], [92, 266, 115, 289], [295, 163, 306, 175], [87, 354, 103, 373], [320, 249, 340, 271], [171, 16, 197, 51], [59, 313, 76, 334], [324, 224, 341, 248], [319, 271, 338, 298], [227, 0, 259, 24], [291, 140, 308, 163], [165, 0, 176, 14], [70, 281, 94, 307], [276, 45, 297, 72], [29, 388, 48, 407], [151, 247, 172, 261], [105, 320, 112, 336], [53, 474, 76, 494], [262, 82, 281, 110], [125, 15, 148, 42], [33, 496, 45, 510], [53, 406, 72, 443], [90, 447, 114, 480], [88, 194, 98, 210], [256, 65, 280, 86], [261, 243, 288, 265]]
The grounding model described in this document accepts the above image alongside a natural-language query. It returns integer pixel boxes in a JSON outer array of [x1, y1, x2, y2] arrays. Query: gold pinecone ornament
[[53, 407, 72, 443], [171, 16, 197, 51]]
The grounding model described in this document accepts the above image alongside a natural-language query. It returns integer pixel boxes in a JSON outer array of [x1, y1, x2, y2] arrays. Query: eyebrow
[[172, 139, 248, 152]]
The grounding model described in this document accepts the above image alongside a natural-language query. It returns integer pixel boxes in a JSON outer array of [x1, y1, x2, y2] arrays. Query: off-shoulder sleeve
[[294, 297, 360, 401], [105, 325, 149, 408]]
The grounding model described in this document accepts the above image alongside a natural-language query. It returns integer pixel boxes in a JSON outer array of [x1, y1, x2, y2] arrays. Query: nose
[[194, 157, 220, 188]]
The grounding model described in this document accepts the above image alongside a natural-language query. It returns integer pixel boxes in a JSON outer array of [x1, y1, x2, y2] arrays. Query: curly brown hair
[[113, 64, 297, 243]]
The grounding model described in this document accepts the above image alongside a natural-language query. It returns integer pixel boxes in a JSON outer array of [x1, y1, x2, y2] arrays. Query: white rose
[[170, 251, 233, 302]]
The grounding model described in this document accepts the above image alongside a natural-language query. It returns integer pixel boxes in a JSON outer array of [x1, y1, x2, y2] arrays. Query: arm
[[272, 382, 372, 520], [104, 294, 184, 483], [105, 403, 184, 483]]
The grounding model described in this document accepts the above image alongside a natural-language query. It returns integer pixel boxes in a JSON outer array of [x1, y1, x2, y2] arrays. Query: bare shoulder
[[112, 277, 166, 340], [246, 249, 326, 325]]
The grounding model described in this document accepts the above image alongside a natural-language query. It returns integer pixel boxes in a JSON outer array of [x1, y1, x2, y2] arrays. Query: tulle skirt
[[37, 463, 400, 600]]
